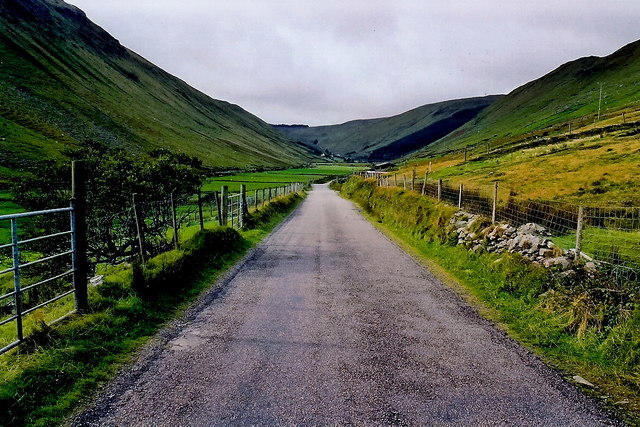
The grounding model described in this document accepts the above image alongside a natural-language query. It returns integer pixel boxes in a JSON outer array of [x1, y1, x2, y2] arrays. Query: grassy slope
[[421, 39, 640, 155], [0, 0, 315, 174], [403, 130, 640, 205], [0, 192, 304, 426], [273, 96, 501, 160]]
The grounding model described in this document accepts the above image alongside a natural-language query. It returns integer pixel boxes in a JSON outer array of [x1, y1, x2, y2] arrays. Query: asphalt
[[75, 184, 617, 426]]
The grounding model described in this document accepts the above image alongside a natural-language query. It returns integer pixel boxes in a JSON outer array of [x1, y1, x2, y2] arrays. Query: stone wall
[[448, 211, 597, 277]]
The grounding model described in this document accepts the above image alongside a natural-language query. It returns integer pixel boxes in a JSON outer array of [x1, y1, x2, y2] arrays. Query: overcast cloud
[[68, 0, 640, 125]]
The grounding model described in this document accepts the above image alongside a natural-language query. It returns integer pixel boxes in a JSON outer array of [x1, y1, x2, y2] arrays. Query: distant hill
[[0, 0, 316, 173], [272, 96, 501, 161], [420, 39, 640, 155]]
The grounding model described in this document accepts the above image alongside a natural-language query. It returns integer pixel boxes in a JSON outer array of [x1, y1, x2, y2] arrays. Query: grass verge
[[333, 177, 639, 423], [0, 192, 304, 426]]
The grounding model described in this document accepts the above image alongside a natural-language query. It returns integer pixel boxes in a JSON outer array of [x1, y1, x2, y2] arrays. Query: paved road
[[76, 184, 615, 426]]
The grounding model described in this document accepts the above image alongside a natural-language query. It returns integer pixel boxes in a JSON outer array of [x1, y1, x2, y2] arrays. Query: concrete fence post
[[575, 206, 584, 260], [458, 184, 463, 208], [437, 179, 442, 202], [492, 182, 498, 224]]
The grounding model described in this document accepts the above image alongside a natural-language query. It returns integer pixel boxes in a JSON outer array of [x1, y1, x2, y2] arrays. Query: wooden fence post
[[170, 192, 178, 249], [422, 172, 427, 195], [269, 187, 272, 201], [254, 189, 259, 210], [239, 184, 247, 229], [394, 173, 397, 186], [575, 206, 584, 259], [262, 188, 266, 205], [437, 179, 442, 202], [429, 161, 432, 173], [411, 169, 416, 191], [403, 174, 407, 190], [458, 184, 463, 208], [492, 182, 498, 224], [71, 160, 89, 313], [197, 188, 204, 230], [221, 186, 229, 226], [215, 191, 222, 226], [131, 193, 145, 262]]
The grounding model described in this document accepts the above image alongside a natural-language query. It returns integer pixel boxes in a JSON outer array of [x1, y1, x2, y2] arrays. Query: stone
[[538, 248, 553, 258], [584, 261, 597, 273], [543, 256, 571, 270], [572, 375, 595, 388], [517, 223, 547, 235]]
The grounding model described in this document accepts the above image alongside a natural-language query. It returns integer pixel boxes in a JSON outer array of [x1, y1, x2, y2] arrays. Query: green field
[[202, 164, 365, 193]]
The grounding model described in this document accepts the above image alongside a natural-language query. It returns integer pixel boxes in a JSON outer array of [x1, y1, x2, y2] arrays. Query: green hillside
[[0, 0, 315, 175], [273, 96, 501, 161], [422, 39, 640, 155]]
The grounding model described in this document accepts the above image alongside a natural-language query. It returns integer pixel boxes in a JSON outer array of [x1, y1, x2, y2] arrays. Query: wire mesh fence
[[365, 171, 640, 279]]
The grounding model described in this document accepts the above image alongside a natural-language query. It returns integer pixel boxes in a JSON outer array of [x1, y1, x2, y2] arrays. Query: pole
[[11, 219, 22, 339], [403, 174, 407, 190], [197, 188, 204, 230], [215, 191, 222, 226], [254, 189, 259, 210], [170, 192, 178, 249], [437, 179, 442, 202], [575, 206, 584, 260], [492, 181, 498, 224], [597, 82, 603, 121], [422, 172, 427, 195], [458, 184, 463, 208], [221, 186, 228, 225], [131, 193, 145, 262], [394, 173, 397, 186], [240, 184, 247, 229], [71, 161, 89, 313]]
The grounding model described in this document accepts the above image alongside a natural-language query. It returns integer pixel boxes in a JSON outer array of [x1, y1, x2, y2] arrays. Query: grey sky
[[68, 0, 640, 126]]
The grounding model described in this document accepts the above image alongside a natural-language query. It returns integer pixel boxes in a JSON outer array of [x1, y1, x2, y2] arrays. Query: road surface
[[76, 184, 615, 426]]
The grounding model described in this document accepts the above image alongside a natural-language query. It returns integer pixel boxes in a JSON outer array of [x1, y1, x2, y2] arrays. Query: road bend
[[76, 184, 615, 426]]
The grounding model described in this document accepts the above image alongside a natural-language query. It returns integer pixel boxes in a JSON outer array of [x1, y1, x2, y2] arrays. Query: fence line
[[0, 166, 303, 354], [359, 171, 640, 278]]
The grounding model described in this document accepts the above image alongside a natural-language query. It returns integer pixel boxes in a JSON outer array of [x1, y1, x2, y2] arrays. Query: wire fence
[[362, 171, 640, 280], [0, 178, 302, 353]]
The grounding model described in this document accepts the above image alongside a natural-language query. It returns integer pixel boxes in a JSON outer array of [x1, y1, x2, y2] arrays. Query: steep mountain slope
[[273, 96, 501, 161], [0, 0, 315, 171], [422, 39, 640, 155]]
